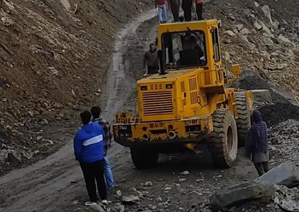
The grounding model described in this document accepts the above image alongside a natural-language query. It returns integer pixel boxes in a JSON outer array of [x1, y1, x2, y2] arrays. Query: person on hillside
[[155, 0, 168, 23], [73, 111, 108, 206], [91, 106, 115, 188], [246, 110, 270, 176], [182, 0, 193, 21], [168, 0, 180, 22], [143, 43, 159, 75], [195, 0, 203, 20]]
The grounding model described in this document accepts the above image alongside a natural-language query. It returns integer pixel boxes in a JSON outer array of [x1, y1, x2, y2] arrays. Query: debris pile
[[0, 0, 151, 174]]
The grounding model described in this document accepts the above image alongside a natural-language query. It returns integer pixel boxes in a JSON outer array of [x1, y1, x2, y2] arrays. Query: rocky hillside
[[206, 0, 299, 101], [0, 0, 152, 174]]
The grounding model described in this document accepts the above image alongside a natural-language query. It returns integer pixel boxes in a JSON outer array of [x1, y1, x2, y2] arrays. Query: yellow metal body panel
[[113, 19, 247, 147], [113, 116, 213, 147]]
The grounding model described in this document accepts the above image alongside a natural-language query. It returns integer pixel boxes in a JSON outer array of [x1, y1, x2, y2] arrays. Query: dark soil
[[230, 75, 289, 103], [259, 103, 299, 127]]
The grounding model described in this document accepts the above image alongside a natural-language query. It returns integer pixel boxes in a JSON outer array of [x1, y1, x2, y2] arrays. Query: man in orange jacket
[[195, 0, 203, 20]]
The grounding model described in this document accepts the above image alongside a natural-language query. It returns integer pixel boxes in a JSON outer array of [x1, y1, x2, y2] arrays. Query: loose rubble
[[210, 181, 278, 211], [256, 163, 299, 188]]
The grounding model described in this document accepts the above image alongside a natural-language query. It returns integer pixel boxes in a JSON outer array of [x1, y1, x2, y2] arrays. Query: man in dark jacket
[[74, 111, 108, 206], [143, 43, 159, 75], [246, 110, 270, 176]]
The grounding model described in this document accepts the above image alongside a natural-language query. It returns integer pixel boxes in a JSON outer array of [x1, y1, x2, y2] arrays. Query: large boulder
[[210, 181, 277, 211], [256, 162, 299, 188]]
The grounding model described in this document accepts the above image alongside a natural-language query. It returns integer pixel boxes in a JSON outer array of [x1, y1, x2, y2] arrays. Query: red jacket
[[156, 0, 166, 5]]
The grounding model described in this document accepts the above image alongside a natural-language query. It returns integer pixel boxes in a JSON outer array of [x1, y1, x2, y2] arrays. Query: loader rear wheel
[[236, 92, 251, 147], [209, 109, 238, 168], [130, 147, 159, 169]]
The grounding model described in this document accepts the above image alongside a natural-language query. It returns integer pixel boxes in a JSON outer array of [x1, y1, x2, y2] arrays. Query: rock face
[[256, 162, 299, 188], [251, 89, 272, 103], [210, 181, 277, 211]]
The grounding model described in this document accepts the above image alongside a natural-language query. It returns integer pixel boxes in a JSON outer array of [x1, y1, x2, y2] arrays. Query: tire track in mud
[[0, 9, 156, 212]]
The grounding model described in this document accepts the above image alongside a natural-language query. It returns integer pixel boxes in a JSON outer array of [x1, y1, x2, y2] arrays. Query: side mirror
[[158, 50, 166, 75]]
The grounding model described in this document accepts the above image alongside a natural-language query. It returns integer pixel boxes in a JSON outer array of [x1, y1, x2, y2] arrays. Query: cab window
[[162, 31, 207, 69], [211, 28, 220, 62]]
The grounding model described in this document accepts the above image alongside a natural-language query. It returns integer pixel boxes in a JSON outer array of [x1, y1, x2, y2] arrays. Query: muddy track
[[0, 10, 156, 212]]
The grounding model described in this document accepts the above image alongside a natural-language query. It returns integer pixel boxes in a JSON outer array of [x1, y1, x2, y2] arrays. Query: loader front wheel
[[130, 147, 159, 169], [236, 92, 252, 146], [209, 109, 238, 168]]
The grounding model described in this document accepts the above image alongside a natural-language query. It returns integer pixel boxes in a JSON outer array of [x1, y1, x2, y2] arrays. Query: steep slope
[[0, 0, 152, 174]]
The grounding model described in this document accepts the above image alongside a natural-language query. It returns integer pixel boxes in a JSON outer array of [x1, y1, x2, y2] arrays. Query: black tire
[[130, 147, 159, 169], [235, 92, 251, 147], [209, 109, 238, 168]]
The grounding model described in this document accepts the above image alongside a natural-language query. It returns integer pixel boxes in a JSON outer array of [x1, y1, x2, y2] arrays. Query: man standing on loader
[[195, 0, 203, 20], [168, 0, 180, 22], [155, 0, 168, 23], [143, 43, 159, 75], [182, 0, 204, 21]]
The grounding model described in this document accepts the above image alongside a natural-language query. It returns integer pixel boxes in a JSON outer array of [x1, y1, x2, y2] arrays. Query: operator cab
[[157, 20, 222, 74], [162, 30, 207, 69]]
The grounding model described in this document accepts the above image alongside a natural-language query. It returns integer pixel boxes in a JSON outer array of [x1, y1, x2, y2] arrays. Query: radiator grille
[[142, 91, 173, 116]]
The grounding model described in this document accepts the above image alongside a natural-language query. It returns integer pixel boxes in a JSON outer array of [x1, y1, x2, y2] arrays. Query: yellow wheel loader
[[113, 20, 253, 169]]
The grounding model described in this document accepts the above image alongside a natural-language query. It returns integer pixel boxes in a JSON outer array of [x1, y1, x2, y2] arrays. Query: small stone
[[41, 119, 49, 125], [254, 21, 263, 31], [36, 136, 43, 141], [180, 171, 190, 175], [224, 30, 236, 37], [116, 190, 122, 197], [240, 28, 251, 35], [254, 1, 259, 7], [53, 102, 63, 109], [164, 187, 172, 191], [114, 203, 125, 212], [1, 17, 14, 26], [72, 200, 79, 205], [179, 178, 187, 183], [224, 52, 230, 61], [156, 197, 163, 202], [121, 195, 139, 204], [144, 181, 153, 186], [236, 24, 243, 31], [28, 111, 34, 117]]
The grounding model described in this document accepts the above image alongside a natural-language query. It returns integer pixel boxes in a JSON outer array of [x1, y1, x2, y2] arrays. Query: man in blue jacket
[[74, 111, 107, 206]]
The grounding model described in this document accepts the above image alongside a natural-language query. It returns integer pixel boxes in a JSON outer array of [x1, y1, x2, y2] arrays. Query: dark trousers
[[80, 160, 107, 202], [182, 0, 192, 21], [254, 162, 270, 176], [170, 0, 180, 22], [147, 66, 159, 74], [196, 2, 203, 20]]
